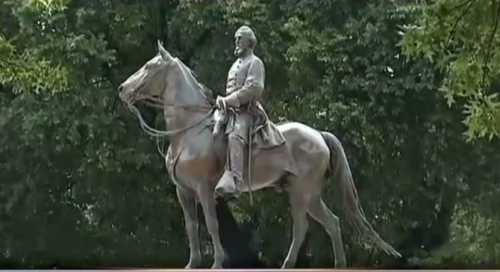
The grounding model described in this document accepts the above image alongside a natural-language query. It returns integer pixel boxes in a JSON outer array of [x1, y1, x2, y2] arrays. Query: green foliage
[[401, 0, 500, 140], [0, 0, 499, 269], [0, 35, 68, 93]]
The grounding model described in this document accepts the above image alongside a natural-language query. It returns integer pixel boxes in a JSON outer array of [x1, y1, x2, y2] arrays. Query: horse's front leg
[[197, 182, 226, 268], [176, 187, 201, 268]]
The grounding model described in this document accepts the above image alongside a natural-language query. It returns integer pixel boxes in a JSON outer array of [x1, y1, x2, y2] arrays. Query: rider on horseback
[[214, 25, 266, 199]]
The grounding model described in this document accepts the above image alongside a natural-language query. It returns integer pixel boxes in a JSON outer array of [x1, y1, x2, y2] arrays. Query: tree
[[400, 0, 500, 140], [1, 0, 499, 268], [0, 1, 68, 94]]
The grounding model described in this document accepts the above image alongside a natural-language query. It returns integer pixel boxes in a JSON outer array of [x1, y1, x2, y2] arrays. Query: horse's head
[[118, 40, 175, 106], [117, 40, 215, 138]]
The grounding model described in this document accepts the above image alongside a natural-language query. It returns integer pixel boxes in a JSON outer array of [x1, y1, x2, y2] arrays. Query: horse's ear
[[157, 40, 172, 62]]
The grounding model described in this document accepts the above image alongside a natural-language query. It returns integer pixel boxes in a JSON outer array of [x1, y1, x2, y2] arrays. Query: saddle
[[212, 103, 286, 151], [211, 106, 299, 189]]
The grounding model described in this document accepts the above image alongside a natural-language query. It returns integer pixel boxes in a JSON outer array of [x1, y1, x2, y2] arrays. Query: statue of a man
[[214, 25, 266, 198]]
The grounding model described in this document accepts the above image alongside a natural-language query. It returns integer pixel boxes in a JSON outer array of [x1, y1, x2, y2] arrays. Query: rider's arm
[[224, 58, 265, 107]]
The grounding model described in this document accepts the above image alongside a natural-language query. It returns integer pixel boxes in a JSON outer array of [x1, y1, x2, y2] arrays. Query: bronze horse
[[118, 41, 400, 269]]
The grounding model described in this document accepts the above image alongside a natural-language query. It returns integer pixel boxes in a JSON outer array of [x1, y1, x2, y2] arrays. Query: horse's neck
[[163, 63, 212, 144]]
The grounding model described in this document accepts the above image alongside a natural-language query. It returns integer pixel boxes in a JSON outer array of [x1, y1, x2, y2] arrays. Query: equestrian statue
[[118, 25, 401, 269]]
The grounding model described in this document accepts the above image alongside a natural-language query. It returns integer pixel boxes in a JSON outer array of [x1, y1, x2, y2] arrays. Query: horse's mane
[[276, 120, 293, 126], [175, 58, 215, 104]]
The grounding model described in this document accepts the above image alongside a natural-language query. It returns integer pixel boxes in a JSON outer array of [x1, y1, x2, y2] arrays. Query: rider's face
[[234, 33, 251, 57]]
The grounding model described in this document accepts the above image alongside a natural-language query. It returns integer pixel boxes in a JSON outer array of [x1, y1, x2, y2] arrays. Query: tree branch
[[446, 0, 474, 44], [481, 0, 500, 90]]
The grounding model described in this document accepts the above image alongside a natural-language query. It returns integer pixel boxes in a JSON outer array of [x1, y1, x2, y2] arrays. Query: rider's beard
[[234, 46, 245, 57]]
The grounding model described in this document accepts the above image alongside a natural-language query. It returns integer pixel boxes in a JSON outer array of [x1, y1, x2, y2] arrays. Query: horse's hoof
[[211, 263, 223, 269], [184, 259, 201, 269], [335, 260, 347, 268], [281, 260, 295, 269], [184, 263, 198, 269]]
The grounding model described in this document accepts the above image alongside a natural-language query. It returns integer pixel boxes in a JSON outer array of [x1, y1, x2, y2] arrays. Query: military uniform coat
[[224, 53, 285, 150]]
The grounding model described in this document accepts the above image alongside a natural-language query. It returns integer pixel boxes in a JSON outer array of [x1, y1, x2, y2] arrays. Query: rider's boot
[[215, 136, 245, 199]]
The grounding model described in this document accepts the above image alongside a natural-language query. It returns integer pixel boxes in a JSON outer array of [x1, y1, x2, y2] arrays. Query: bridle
[[121, 57, 217, 158], [122, 60, 216, 138]]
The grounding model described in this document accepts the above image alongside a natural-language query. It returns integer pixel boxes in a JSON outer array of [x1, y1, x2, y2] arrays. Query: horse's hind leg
[[307, 195, 347, 268], [281, 177, 311, 269]]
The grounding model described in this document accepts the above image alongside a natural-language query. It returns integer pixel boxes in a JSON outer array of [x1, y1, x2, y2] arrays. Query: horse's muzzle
[[118, 91, 135, 109]]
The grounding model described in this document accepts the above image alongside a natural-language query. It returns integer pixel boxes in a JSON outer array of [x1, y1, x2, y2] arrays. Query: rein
[[127, 97, 214, 138], [127, 96, 214, 158], [139, 95, 212, 112]]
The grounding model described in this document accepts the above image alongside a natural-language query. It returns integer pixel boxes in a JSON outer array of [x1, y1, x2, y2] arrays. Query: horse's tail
[[320, 131, 401, 258]]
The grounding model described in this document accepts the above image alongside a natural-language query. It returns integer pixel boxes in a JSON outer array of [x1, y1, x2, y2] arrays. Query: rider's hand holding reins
[[215, 95, 227, 112], [216, 93, 240, 111]]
